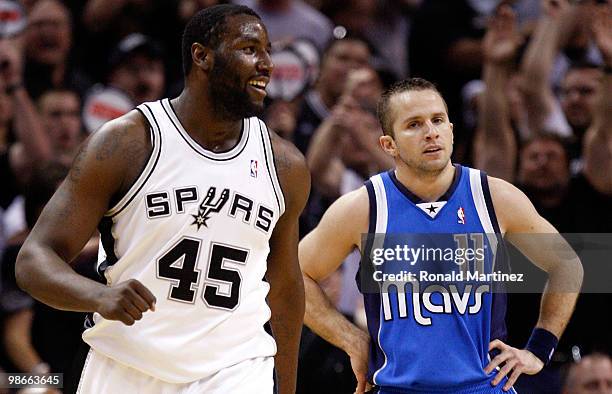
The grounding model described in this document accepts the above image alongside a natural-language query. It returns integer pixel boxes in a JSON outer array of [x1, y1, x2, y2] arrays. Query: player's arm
[[15, 111, 156, 325], [299, 187, 371, 393], [485, 177, 583, 390], [582, 4, 612, 195], [266, 133, 310, 394]]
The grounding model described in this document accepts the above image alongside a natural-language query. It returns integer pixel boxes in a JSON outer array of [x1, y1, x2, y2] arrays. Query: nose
[[423, 120, 440, 139], [257, 51, 273, 75]]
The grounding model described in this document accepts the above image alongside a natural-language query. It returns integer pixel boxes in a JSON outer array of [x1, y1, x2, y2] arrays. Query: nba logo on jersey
[[457, 206, 466, 224], [250, 160, 258, 178]]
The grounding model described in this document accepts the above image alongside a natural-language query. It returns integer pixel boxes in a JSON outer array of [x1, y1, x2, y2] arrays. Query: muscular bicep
[[299, 188, 368, 281], [27, 112, 150, 263]]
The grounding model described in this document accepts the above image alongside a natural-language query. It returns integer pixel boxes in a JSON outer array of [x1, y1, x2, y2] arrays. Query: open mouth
[[423, 146, 442, 154], [247, 79, 268, 95]]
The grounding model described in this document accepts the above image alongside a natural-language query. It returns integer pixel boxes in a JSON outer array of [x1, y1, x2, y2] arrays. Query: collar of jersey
[[161, 98, 249, 161], [388, 164, 462, 206]]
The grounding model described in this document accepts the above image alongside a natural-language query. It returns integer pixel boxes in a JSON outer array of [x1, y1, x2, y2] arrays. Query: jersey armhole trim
[[480, 171, 501, 234], [258, 120, 286, 216], [105, 103, 162, 217]]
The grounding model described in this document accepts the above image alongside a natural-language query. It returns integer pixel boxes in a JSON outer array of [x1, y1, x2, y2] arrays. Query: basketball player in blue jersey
[[15, 5, 309, 394], [300, 78, 583, 393]]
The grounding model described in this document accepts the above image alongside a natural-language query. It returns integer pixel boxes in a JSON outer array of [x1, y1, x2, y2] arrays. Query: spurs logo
[[191, 187, 230, 230]]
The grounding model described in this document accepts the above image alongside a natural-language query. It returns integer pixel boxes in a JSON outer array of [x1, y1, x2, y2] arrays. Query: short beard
[[396, 149, 451, 177], [208, 55, 263, 121]]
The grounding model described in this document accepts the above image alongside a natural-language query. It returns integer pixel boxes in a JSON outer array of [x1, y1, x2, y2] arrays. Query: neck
[[171, 86, 243, 152], [394, 161, 456, 202]]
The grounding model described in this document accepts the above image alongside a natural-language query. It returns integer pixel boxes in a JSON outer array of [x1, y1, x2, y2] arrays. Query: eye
[[243, 46, 256, 54], [433, 117, 444, 124], [408, 121, 420, 129]]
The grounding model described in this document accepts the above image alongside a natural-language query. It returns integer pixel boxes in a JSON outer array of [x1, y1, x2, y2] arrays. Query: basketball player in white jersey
[[15, 5, 309, 394]]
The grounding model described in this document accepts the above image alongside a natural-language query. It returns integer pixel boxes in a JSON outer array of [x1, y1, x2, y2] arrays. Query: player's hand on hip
[[95, 279, 156, 325], [485, 339, 544, 391], [348, 330, 372, 394]]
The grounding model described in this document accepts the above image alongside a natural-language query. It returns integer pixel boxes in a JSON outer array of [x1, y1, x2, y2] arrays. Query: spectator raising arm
[[583, 4, 612, 194], [0, 39, 50, 180], [520, 0, 574, 134], [474, 5, 520, 181]]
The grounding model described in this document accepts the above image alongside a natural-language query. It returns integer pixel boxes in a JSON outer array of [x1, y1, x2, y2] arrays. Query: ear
[[449, 122, 454, 144], [192, 43, 213, 72], [379, 135, 398, 158]]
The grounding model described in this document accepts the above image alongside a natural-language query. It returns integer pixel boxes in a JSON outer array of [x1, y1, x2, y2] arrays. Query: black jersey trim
[[163, 99, 249, 161], [97, 216, 117, 282], [480, 171, 501, 233], [357, 180, 378, 294], [258, 120, 286, 215], [107, 103, 162, 217], [387, 164, 462, 204], [365, 180, 377, 235]]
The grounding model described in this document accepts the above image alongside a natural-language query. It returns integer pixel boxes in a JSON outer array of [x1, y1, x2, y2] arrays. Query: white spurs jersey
[[82, 98, 285, 383]]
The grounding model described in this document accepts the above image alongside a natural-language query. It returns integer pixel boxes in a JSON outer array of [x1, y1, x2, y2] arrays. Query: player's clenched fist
[[95, 279, 156, 326]]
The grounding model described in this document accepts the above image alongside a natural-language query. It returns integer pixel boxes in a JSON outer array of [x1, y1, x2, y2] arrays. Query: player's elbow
[[549, 256, 584, 293], [15, 246, 37, 294]]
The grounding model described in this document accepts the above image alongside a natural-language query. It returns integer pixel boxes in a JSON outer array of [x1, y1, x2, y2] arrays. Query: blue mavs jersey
[[361, 165, 513, 393]]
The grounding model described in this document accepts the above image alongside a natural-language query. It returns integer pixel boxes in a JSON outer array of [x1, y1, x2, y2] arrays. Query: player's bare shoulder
[[486, 175, 539, 234], [268, 129, 311, 215], [69, 110, 153, 198]]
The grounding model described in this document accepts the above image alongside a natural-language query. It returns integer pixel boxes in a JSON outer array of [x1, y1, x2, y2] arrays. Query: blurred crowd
[[0, 0, 610, 393]]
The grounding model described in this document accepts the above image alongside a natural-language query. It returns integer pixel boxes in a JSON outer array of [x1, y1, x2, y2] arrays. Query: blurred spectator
[[233, 0, 333, 52], [322, 0, 415, 80], [107, 33, 165, 105], [297, 67, 391, 394], [82, 34, 165, 133], [0, 35, 50, 249], [562, 353, 612, 394], [306, 67, 391, 199], [293, 35, 371, 154], [79, 0, 182, 85], [292, 35, 371, 237], [409, 0, 537, 162], [23, 0, 91, 99], [37, 88, 84, 166], [179, 0, 227, 22], [474, 6, 612, 392], [520, 0, 606, 168], [1, 161, 98, 379]]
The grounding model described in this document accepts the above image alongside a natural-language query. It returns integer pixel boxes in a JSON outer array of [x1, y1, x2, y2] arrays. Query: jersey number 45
[[156, 237, 249, 311]]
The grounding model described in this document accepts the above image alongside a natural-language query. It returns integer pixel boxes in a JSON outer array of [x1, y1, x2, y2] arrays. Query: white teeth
[[248, 81, 266, 89]]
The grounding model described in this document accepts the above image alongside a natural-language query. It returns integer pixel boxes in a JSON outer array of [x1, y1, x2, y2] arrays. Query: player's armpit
[[299, 187, 369, 281]]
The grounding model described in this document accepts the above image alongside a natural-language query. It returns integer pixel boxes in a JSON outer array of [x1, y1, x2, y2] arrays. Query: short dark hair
[[181, 4, 261, 76], [376, 77, 446, 136]]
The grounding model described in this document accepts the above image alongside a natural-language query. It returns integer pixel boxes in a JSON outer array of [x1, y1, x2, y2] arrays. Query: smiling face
[[381, 89, 453, 175], [207, 14, 273, 120]]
